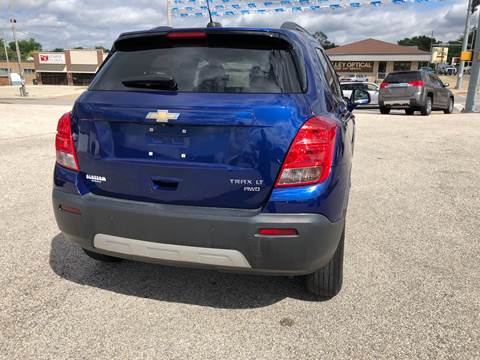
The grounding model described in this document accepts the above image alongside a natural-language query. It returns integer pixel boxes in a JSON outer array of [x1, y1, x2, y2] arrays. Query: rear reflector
[[257, 228, 298, 236], [166, 31, 207, 39], [55, 112, 79, 171], [275, 116, 337, 188], [59, 204, 81, 215]]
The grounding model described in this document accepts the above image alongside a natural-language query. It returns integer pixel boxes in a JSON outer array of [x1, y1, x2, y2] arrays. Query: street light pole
[[10, 18, 27, 96], [456, 0, 473, 89], [464, 13, 480, 112], [1, 33, 12, 85]]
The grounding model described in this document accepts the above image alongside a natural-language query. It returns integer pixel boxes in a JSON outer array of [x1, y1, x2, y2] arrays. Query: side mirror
[[348, 89, 370, 111]]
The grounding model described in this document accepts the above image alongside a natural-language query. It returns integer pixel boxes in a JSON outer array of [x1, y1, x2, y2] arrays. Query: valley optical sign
[[332, 61, 374, 73], [39, 53, 65, 64]]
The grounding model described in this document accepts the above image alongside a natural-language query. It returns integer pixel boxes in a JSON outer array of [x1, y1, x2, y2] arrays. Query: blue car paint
[[53, 27, 354, 223]]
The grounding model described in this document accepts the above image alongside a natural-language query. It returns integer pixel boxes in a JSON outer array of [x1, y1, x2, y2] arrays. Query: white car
[[341, 81, 379, 106], [442, 66, 457, 76], [340, 74, 368, 82]]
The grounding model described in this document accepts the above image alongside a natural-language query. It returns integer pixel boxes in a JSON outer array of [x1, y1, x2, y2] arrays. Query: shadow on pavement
[[49, 234, 326, 309]]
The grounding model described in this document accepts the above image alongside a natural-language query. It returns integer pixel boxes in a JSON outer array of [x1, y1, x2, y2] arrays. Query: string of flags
[[172, 0, 429, 17]]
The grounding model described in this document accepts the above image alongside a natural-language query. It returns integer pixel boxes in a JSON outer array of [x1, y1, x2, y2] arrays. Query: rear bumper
[[52, 188, 345, 276], [379, 93, 424, 108]]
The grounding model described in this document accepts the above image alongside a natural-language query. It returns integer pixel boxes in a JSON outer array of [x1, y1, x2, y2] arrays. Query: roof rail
[[280, 22, 312, 36]]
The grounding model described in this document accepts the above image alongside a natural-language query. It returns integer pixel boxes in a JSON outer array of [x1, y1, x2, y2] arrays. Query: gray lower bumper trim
[[383, 100, 410, 106], [94, 234, 251, 268]]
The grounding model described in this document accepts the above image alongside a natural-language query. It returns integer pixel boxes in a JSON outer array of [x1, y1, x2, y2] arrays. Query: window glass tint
[[91, 46, 302, 93], [341, 83, 353, 91], [341, 83, 367, 91], [430, 75, 443, 88], [316, 48, 329, 74], [315, 48, 341, 96], [384, 71, 421, 83], [367, 83, 378, 91], [393, 62, 412, 72]]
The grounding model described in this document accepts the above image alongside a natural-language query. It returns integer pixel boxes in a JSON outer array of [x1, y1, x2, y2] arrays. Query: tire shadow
[[49, 233, 328, 309]]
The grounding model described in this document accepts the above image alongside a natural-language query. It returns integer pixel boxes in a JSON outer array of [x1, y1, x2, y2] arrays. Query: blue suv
[[53, 23, 361, 297]]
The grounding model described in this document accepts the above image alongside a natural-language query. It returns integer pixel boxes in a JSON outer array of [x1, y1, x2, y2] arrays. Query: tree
[[52, 48, 64, 52], [0, 38, 17, 61], [445, 30, 476, 62], [95, 45, 110, 53], [8, 37, 42, 60], [472, 0, 479, 13], [397, 36, 439, 52], [313, 31, 336, 49], [446, 39, 464, 62]]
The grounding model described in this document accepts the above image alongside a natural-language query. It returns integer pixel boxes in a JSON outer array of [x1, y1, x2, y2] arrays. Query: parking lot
[[0, 103, 479, 359]]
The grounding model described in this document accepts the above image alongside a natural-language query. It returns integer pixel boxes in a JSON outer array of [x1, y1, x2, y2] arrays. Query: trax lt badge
[[146, 110, 180, 123], [230, 179, 264, 192]]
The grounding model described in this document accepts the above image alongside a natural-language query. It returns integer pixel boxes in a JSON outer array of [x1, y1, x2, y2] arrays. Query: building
[[326, 38, 431, 81], [0, 61, 36, 86], [32, 49, 106, 86]]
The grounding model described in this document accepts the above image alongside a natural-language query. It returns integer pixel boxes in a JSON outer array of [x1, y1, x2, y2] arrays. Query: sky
[[0, 0, 472, 51]]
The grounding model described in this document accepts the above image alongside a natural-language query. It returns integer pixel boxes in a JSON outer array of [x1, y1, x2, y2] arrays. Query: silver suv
[[379, 70, 454, 116]]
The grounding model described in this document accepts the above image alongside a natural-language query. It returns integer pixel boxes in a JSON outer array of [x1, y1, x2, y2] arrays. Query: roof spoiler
[[280, 22, 312, 37]]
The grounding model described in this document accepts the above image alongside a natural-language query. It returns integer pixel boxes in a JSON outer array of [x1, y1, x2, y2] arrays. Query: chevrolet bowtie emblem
[[145, 110, 180, 123]]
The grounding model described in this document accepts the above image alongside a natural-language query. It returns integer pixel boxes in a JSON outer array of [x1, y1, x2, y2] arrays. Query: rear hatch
[[381, 71, 422, 98], [73, 30, 310, 209]]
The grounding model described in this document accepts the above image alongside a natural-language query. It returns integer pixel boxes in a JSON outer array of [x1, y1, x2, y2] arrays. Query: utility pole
[[456, 0, 473, 89], [167, 0, 172, 27], [470, 23, 476, 50], [430, 31, 439, 74], [10, 17, 27, 96], [1, 32, 12, 85], [464, 13, 480, 112]]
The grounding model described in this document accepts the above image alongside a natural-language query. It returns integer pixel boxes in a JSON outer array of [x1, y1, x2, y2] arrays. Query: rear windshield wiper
[[122, 73, 178, 91]]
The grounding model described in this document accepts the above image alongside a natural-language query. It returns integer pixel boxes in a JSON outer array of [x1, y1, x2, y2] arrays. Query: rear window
[[341, 83, 366, 91], [91, 38, 302, 94], [384, 71, 421, 83]]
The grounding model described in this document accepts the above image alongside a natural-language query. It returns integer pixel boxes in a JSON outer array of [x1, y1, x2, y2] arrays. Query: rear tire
[[421, 96, 432, 116], [83, 249, 122, 262], [306, 229, 344, 298], [405, 109, 415, 115], [444, 98, 454, 114], [380, 107, 390, 115]]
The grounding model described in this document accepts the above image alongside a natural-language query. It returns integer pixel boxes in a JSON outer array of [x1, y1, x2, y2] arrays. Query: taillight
[[55, 112, 79, 171], [166, 31, 207, 39], [408, 80, 424, 87], [275, 116, 337, 188], [380, 82, 390, 89]]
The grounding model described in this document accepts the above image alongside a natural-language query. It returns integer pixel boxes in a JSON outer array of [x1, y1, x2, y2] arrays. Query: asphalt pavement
[[0, 103, 479, 359]]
